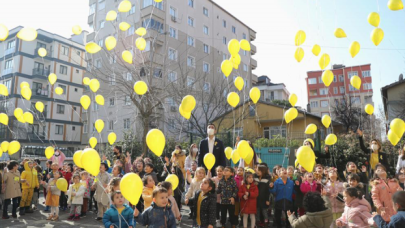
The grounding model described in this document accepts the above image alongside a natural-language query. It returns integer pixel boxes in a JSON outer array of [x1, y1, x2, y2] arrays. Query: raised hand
[[269, 182, 274, 188], [133, 208, 139, 217], [287, 210, 294, 217]]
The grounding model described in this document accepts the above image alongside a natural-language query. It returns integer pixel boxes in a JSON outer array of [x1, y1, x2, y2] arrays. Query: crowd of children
[[1, 142, 405, 228]]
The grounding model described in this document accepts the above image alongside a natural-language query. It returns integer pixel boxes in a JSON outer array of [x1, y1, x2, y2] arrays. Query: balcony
[[86, 32, 95, 43], [32, 68, 50, 78], [251, 44, 257, 55], [88, 15, 94, 26], [27, 132, 46, 140], [1, 68, 13, 76], [250, 31, 256, 41], [32, 88, 49, 98], [141, 6, 165, 20], [34, 48, 52, 58], [251, 58, 257, 70], [252, 74, 258, 84], [4, 47, 15, 56]]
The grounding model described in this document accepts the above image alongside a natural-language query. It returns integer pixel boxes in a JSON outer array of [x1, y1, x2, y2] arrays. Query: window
[[95, 59, 102, 68], [319, 88, 328, 95], [232, 26, 236, 33], [333, 75, 337, 82], [2, 80, 11, 94], [166, 97, 176, 106], [351, 97, 360, 104], [72, 126, 76, 131], [168, 71, 177, 83], [223, 36, 227, 45], [309, 89, 318, 96], [124, 118, 130, 129], [98, 39, 103, 47], [125, 96, 131, 105], [5, 59, 13, 69], [76, 69, 79, 73], [203, 44, 209, 53], [243, 50, 247, 56], [125, 72, 132, 81], [93, 102, 99, 111], [362, 70, 371, 77], [108, 120, 114, 131], [203, 7, 209, 16], [143, 0, 163, 10], [339, 74, 344, 82], [109, 74, 116, 85], [83, 121, 88, 133], [92, 123, 96, 132], [203, 26, 209, 35], [333, 87, 338, 94], [58, 85, 67, 94], [349, 85, 357, 91], [187, 77, 195, 88], [264, 126, 287, 139], [144, 41, 151, 52], [187, 36, 195, 46], [89, 3, 96, 15], [188, 0, 194, 7], [243, 64, 248, 72], [55, 125, 63, 135], [187, 56, 195, 67], [129, 5, 136, 15], [142, 19, 163, 33], [127, 26, 135, 36], [168, 48, 177, 61], [223, 20, 227, 28], [203, 82, 210, 92], [168, 119, 175, 130], [109, 97, 115, 106], [223, 54, 228, 60], [308, 78, 317, 84], [321, 100, 329, 107], [100, 20, 105, 29], [62, 46, 69, 56], [310, 101, 318, 108], [153, 68, 162, 78], [188, 17, 194, 27], [7, 40, 16, 49], [98, 0, 105, 10], [340, 86, 345, 93], [169, 27, 177, 38], [203, 102, 209, 112], [203, 62, 210, 73], [170, 6, 177, 18], [348, 71, 358, 79], [363, 83, 372, 90], [318, 77, 322, 83], [110, 55, 117, 64], [243, 33, 247, 39]]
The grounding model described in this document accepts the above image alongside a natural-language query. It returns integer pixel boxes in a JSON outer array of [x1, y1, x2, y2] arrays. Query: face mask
[[192, 148, 198, 153], [371, 144, 379, 151], [207, 129, 215, 136]]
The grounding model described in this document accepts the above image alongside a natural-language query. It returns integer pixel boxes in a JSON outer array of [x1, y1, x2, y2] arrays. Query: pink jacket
[[324, 181, 345, 213], [50, 151, 66, 169], [371, 179, 402, 222], [336, 197, 372, 227], [300, 181, 321, 195]]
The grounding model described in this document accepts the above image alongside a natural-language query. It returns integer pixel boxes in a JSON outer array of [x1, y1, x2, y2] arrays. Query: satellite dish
[[399, 74, 403, 81]]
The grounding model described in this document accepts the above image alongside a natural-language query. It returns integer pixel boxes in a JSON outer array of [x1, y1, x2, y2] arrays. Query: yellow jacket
[[142, 185, 155, 209], [21, 162, 39, 189]]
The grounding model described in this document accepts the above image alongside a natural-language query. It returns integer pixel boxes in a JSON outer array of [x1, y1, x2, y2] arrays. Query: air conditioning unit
[[170, 106, 176, 112], [171, 16, 177, 22]]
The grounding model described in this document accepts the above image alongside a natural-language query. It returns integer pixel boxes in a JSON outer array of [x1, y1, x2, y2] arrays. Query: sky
[[1, 0, 405, 115]]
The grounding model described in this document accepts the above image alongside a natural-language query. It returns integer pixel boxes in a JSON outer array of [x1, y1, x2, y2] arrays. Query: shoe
[[95, 217, 102, 221], [73, 216, 80, 221], [2, 216, 10, 219], [51, 215, 59, 221], [46, 215, 53, 220], [216, 220, 222, 227], [67, 215, 75, 220], [25, 207, 34, 213], [19, 208, 25, 216]]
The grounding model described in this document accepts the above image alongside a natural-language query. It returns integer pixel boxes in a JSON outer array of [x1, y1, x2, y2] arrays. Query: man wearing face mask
[[198, 123, 226, 175], [113, 146, 126, 169], [357, 129, 389, 175]]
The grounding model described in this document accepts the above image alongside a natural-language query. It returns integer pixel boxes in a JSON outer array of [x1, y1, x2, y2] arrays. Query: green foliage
[[271, 99, 292, 108], [253, 137, 301, 149]]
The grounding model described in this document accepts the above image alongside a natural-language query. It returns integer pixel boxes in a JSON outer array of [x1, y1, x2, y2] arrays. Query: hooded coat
[[288, 195, 333, 228], [103, 204, 135, 228], [238, 182, 259, 214], [336, 197, 372, 227], [171, 149, 186, 177], [371, 178, 402, 222], [21, 162, 39, 190]]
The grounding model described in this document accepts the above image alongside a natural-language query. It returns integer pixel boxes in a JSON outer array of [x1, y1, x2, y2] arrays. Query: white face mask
[[371, 144, 379, 151], [207, 129, 215, 136], [192, 148, 198, 153]]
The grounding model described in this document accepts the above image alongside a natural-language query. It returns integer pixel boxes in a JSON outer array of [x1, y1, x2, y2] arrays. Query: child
[[135, 187, 176, 228], [211, 165, 224, 227], [343, 173, 365, 197], [20, 160, 39, 215], [103, 191, 135, 228], [255, 164, 271, 226], [238, 172, 259, 228], [300, 172, 321, 195], [187, 178, 217, 228], [370, 164, 402, 223], [142, 175, 156, 209], [160, 181, 181, 221], [59, 164, 72, 211], [32, 165, 43, 211], [287, 166, 295, 181], [270, 167, 295, 228], [314, 164, 328, 185], [2, 161, 23, 219], [217, 166, 238, 228], [112, 166, 123, 178], [324, 168, 345, 228], [235, 167, 244, 221], [93, 162, 111, 221], [343, 162, 368, 184], [67, 173, 85, 221], [80, 171, 93, 217], [44, 170, 62, 221], [107, 177, 129, 206], [373, 191, 405, 227], [186, 167, 206, 227], [336, 187, 372, 228], [144, 163, 158, 184], [397, 167, 405, 190]]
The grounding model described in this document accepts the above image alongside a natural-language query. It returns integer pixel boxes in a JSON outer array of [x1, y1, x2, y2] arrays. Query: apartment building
[[0, 26, 87, 158], [306, 64, 373, 117], [82, 0, 257, 144], [255, 76, 290, 103]]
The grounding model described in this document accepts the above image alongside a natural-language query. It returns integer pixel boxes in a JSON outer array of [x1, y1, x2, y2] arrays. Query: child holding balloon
[[66, 173, 85, 221], [103, 190, 135, 228], [43, 170, 63, 221]]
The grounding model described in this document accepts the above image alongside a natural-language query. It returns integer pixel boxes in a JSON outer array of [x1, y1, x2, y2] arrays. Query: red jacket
[[238, 183, 259, 214], [300, 181, 321, 195]]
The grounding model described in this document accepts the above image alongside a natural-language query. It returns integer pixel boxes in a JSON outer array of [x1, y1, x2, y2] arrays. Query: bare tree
[[332, 95, 370, 133]]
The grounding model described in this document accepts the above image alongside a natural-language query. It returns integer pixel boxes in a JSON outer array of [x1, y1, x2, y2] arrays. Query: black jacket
[[254, 175, 271, 208], [358, 136, 390, 171], [198, 137, 226, 174], [314, 149, 331, 165], [189, 190, 216, 227]]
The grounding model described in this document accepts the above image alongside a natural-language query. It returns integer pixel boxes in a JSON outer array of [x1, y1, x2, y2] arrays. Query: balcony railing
[[34, 48, 52, 58], [1, 68, 13, 76], [4, 47, 15, 56], [32, 68, 50, 77], [33, 88, 49, 97], [27, 132, 46, 140]]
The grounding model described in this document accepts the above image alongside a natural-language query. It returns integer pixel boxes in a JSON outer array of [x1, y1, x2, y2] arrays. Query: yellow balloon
[[231, 149, 240, 164], [388, 0, 404, 10], [136, 27, 147, 36], [106, 10, 118, 21], [350, 75, 361, 90], [95, 95, 105, 106], [312, 44, 321, 56], [289, 94, 298, 106], [305, 124, 317, 134], [390, 118, 405, 138], [234, 77, 244, 91], [294, 47, 304, 62], [322, 115, 332, 128], [146, 129, 166, 157], [244, 147, 254, 164], [296, 146, 315, 172], [89, 137, 97, 148], [48, 73, 57, 85], [368, 12, 380, 27], [83, 77, 91, 85], [319, 53, 330, 70], [107, 160, 111, 168], [0, 24, 9, 41], [89, 79, 100, 93], [108, 132, 117, 145], [179, 104, 191, 120], [249, 87, 260, 104], [8, 140, 20, 155], [334, 28, 347, 38], [257, 157, 262, 164], [17, 28, 37, 41], [95, 119, 104, 133], [0, 84, 9, 96], [1, 141, 9, 152], [80, 95, 91, 110], [204, 153, 216, 170], [295, 30, 306, 46], [23, 112, 33, 124], [134, 81, 148, 95], [325, 134, 338, 146], [0, 113, 8, 126], [155, 0, 163, 2], [20, 82, 30, 89], [371, 28, 384, 46], [322, 70, 334, 87], [240, 39, 251, 51], [388, 130, 401, 146], [105, 36, 117, 51], [349, 41, 360, 58], [225, 147, 232, 160], [237, 140, 250, 159], [0, 148, 2, 159], [230, 55, 241, 69], [285, 108, 298, 124], [14, 108, 23, 119], [365, 104, 374, 115], [119, 22, 131, 31], [118, 0, 132, 12], [122, 50, 133, 64], [55, 87, 63, 95], [56, 178, 68, 192], [72, 25, 82, 35], [17, 115, 25, 124], [221, 60, 233, 77], [85, 42, 101, 54], [181, 95, 196, 113], [45, 146, 54, 159], [81, 148, 101, 177], [136, 37, 146, 50], [73, 150, 84, 168], [227, 92, 240, 108], [228, 39, 240, 56], [165, 174, 179, 190], [38, 48, 47, 57], [120, 173, 143, 205], [21, 88, 32, 100]]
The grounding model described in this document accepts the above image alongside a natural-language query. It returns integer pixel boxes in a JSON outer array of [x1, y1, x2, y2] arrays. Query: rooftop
[[306, 63, 371, 74]]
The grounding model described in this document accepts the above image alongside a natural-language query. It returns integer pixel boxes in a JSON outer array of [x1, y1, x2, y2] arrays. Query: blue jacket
[[373, 211, 405, 228], [103, 204, 135, 228], [269, 178, 295, 202], [136, 202, 176, 228]]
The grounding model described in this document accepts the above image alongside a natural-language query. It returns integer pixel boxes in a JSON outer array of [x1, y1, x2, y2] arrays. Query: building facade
[[0, 26, 87, 159], [381, 74, 405, 127], [255, 76, 289, 103], [306, 64, 373, 117]]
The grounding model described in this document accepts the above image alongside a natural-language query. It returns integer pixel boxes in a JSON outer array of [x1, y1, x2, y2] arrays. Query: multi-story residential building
[[0, 26, 87, 159], [255, 76, 290, 103], [82, 0, 257, 145], [381, 74, 405, 127], [306, 64, 373, 117]]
